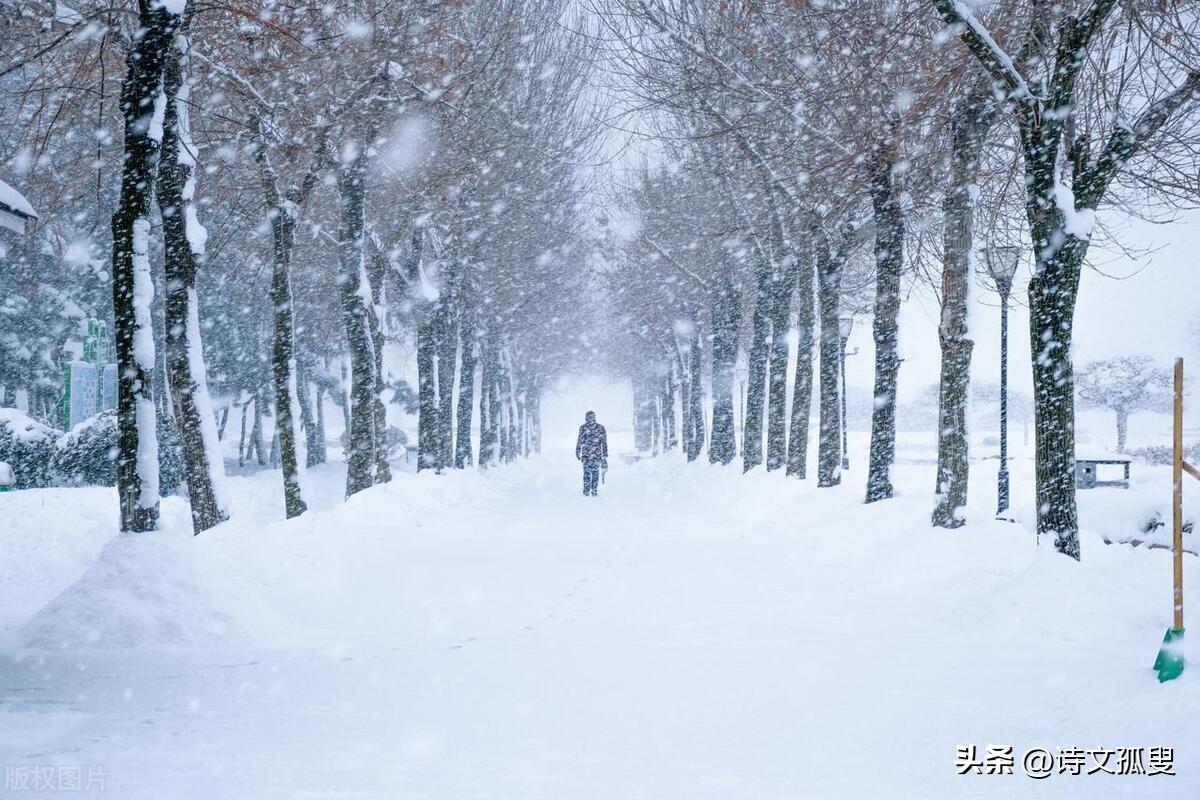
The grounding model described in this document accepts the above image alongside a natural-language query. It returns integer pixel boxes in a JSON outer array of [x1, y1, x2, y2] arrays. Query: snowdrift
[[22, 527, 241, 650]]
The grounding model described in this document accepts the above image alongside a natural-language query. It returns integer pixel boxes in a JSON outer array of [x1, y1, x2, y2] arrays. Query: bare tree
[[1077, 356, 1170, 453]]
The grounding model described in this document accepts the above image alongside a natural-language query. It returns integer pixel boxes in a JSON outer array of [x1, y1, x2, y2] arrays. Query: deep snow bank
[[22, 526, 241, 650]]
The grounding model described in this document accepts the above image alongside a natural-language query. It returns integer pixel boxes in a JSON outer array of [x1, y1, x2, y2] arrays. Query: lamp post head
[[984, 245, 1021, 295], [838, 313, 854, 341]]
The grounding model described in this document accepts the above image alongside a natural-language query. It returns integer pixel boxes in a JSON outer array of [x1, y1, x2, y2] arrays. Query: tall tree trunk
[[633, 378, 653, 452], [156, 21, 228, 533], [765, 269, 794, 471], [252, 118, 309, 517], [817, 234, 845, 488], [529, 383, 542, 454], [662, 368, 677, 451], [455, 313, 477, 468], [313, 382, 327, 464], [295, 361, 320, 468], [251, 386, 266, 465], [111, 0, 180, 532], [435, 295, 457, 469], [477, 336, 496, 468], [708, 276, 740, 465], [787, 256, 816, 478], [261, 193, 306, 516], [742, 267, 772, 472], [1116, 408, 1128, 453], [417, 315, 439, 471], [1028, 235, 1085, 558], [238, 398, 249, 467], [338, 143, 379, 496], [679, 343, 693, 458], [488, 348, 503, 466], [865, 153, 904, 503], [367, 246, 390, 483], [688, 317, 704, 461], [502, 349, 518, 462], [932, 88, 995, 528]]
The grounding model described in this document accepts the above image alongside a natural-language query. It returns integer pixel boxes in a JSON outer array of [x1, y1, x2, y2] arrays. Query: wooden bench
[[1075, 457, 1131, 489]]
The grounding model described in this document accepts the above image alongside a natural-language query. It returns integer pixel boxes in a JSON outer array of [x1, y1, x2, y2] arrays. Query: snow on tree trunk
[[932, 88, 994, 529], [787, 256, 816, 478], [708, 276, 740, 465], [865, 154, 904, 504], [529, 386, 542, 454], [487, 345, 503, 466], [765, 267, 794, 471], [295, 361, 320, 468], [417, 313, 439, 472], [111, 0, 180, 532], [816, 234, 844, 488], [266, 202, 306, 518], [338, 141, 379, 495], [313, 382, 327, 465], [741, 268, 772, 472], [1028, 227, 1085, 559], [477, 337, 496, 468], [250, 388, 267, 466], [156, 23, 229, 534], [366, 246, 390, 484], [435, 292, 458, 470], [661, 366, 677, 451], [688, 317, 704, 461], [455, 314, 477, 468], [1116, 408, 1129, 453], [679, 343, 693, 458]]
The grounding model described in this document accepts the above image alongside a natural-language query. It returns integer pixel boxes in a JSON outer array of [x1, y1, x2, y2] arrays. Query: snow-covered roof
[[0, 178, 36, 219], [0, 177, 37, 234]]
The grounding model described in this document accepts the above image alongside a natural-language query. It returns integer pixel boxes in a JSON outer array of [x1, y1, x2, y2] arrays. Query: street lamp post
[[839, 314, 854, 471], [985, 245, 1021, 517]]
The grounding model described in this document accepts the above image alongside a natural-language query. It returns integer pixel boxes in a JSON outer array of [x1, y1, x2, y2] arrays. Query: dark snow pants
[[582, 460, 601, 496]]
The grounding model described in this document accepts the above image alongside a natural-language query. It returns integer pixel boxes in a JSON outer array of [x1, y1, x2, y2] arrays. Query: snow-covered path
[[2, 452, 1198, 798]]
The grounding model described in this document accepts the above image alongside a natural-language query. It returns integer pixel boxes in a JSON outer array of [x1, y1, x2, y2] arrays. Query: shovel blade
[[1154, 628, 1185, 683]]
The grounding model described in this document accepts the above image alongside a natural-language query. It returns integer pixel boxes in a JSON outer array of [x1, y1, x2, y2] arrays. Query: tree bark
[[817, 233, 844, 488], [111, 0, 180, 532], [257, 171, 307, 516], [367, 245, 390, 483], [251, 387, 266, 465], [1028, 229, 1085, 558], [156, 21, 228, 533], [688, 317, 704, 461], [708, 275, 740, 465], [661, 368, 677, 451], [787, 256, 816, 478], [238, 398, 249, 467], [435, 291, 458, 469], [295, 361, 320, 468], [865, 153, 904, 503], [338, 142, 379, 495], [455, 312, 477, 468], [1116, 407, 1128, 453], [313, 382, 327, 465], [417, 315, 439, 471], [766, 266, 795, 471], [477, 336, 496, 468], [932, 87, 995, 529], [742, 267, 772, 472]]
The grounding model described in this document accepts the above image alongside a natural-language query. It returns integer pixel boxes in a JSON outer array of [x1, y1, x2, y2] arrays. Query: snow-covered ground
[[2, 432, 1198, 798]]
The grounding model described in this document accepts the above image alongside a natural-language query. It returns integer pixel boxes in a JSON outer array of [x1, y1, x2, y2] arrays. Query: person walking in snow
[[575, 410, 608, 496]]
